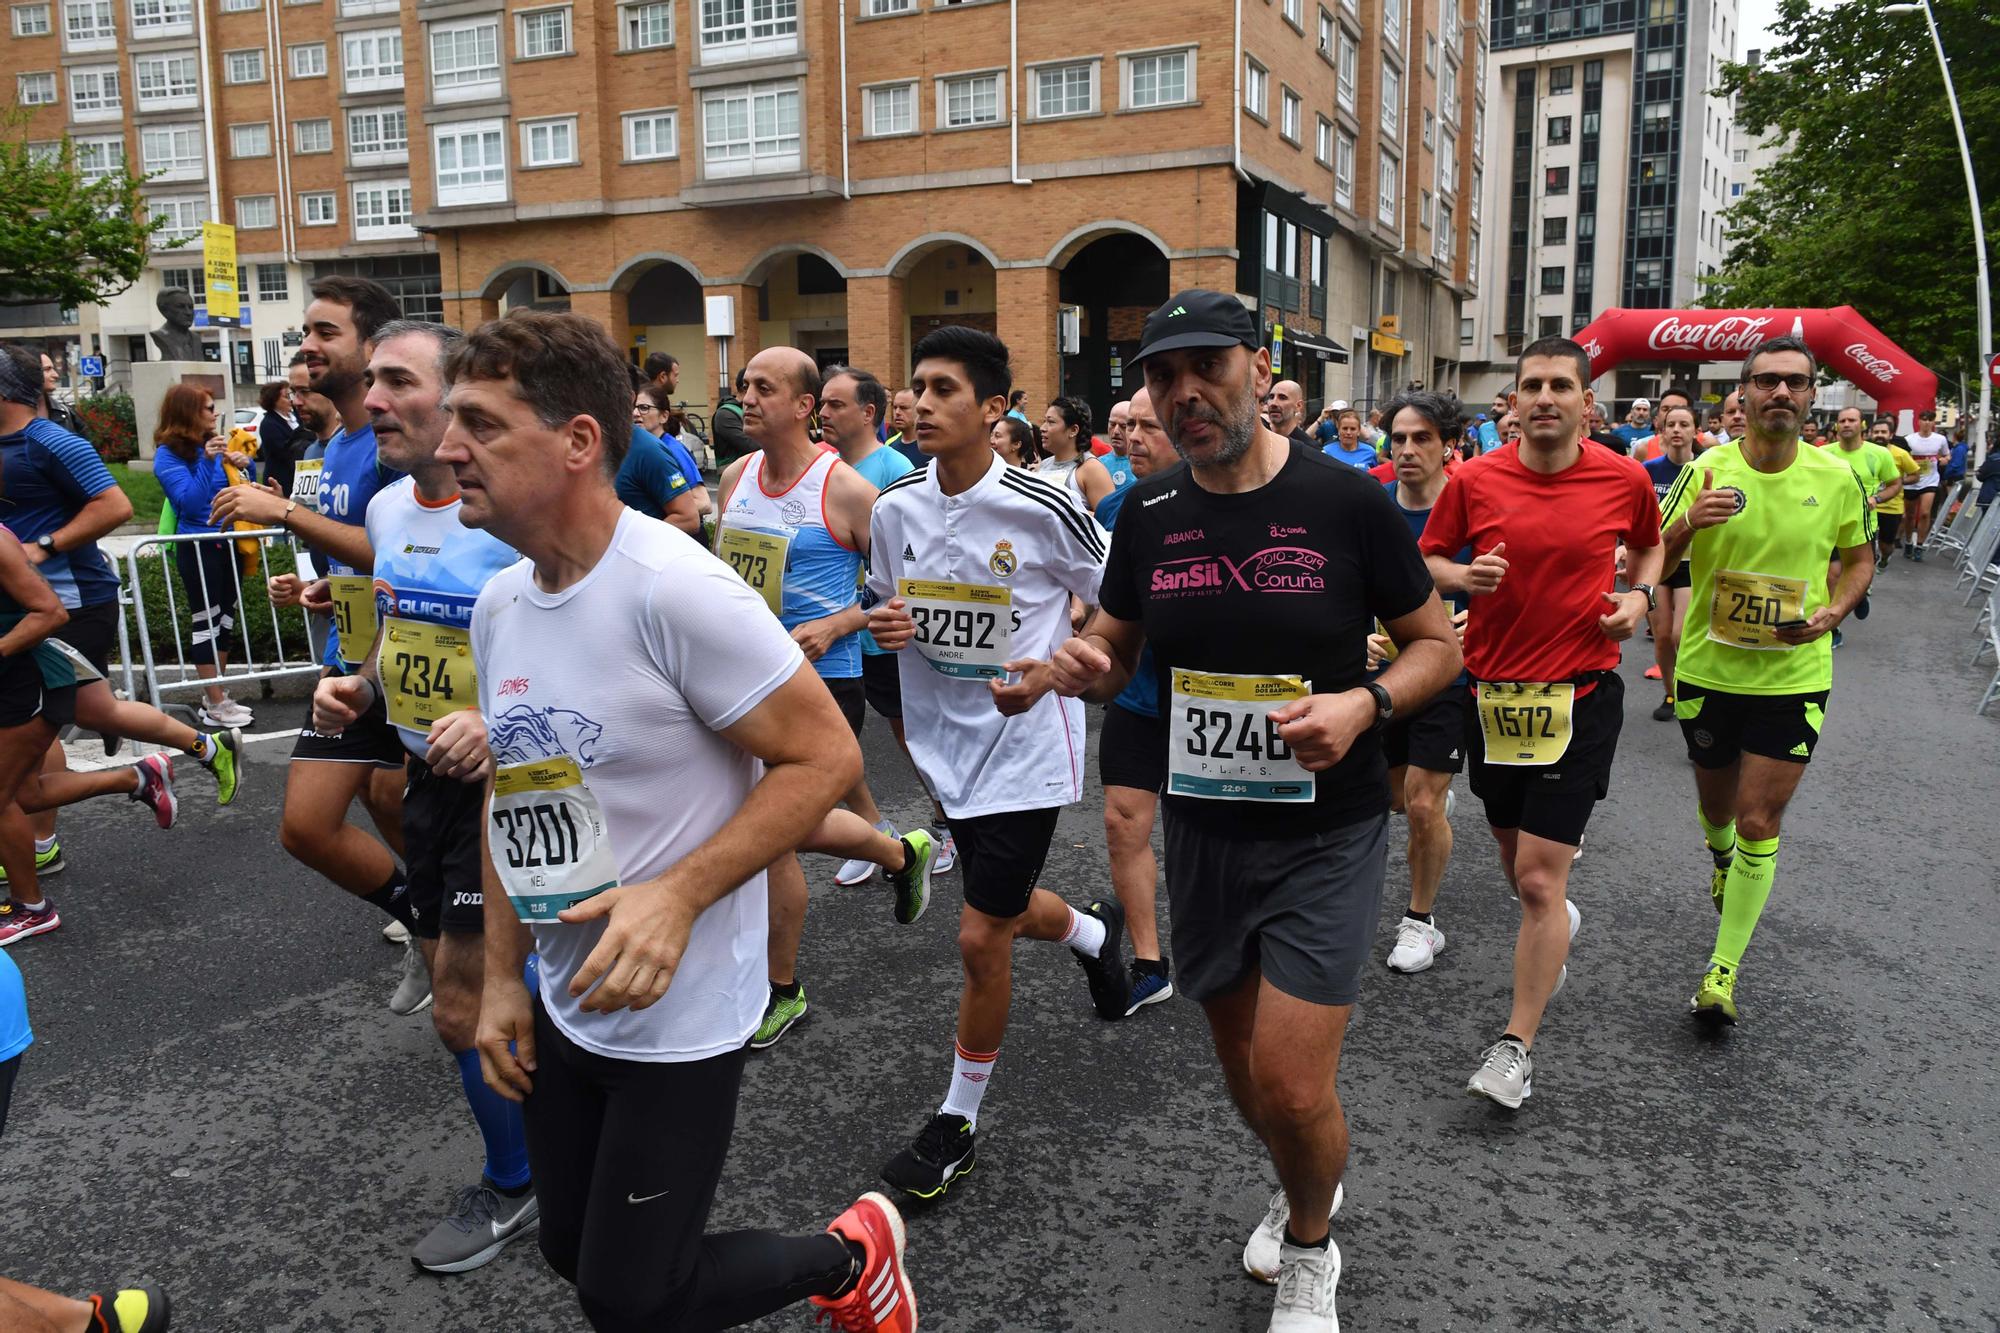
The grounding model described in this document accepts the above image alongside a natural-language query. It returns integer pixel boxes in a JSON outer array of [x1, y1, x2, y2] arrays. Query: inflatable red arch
[[1571, 307, 1938, 429]]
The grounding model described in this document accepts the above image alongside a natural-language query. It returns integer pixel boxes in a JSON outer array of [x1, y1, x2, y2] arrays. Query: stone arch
[[885, 233, 1004, 279], [1043, 221, 1175, 271], [607, 251, 710, 293], [739, 242, 851, 286], [474, 259, 575, 302]]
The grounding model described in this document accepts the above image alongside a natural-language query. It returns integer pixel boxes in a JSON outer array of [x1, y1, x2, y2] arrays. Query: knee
[[1103, 799, 1149, 852], [1253, 1065, 1335, 1130], [1737, 809, 1783, 842], [1404, 786, 1444, 829], [278, 812, 325, 863], [957, 918, 1010, 978], [1515, 867, 1566, 912]]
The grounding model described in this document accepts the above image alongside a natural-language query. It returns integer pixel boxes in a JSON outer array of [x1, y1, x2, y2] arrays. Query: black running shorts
[[1381, 690, 1467, 775], [54, 600, 120, 675], [1097, 702, 1166, 794], [824, 675, 865, 738], [292, 677, 406, 766], [1465, 672, 1624, 847], [0, 653, 74, 731], [402, 757, 487, 939], [1663, 562, 1692, 591], [950, 806, 1062, 919], [862, 651, 902, 720], [1675, 682, 1829, 769], [1876, 512, 1902, 545]]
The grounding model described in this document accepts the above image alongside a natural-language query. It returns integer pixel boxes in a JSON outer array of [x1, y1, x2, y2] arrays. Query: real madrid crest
[[989, 540, 1018, 578]]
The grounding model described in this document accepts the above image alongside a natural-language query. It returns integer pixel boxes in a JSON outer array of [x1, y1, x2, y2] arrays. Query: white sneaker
[[1466, 1037, 1533, 1109], [1550, 900, 1581, 998], [1268, 1238, 1342, 1331], [1572, 834, 1585, 863], [1243, 1181, 1344, 1282], [199, 701, 254, 727], [834, 820, 896, 886], [933, 828, 958, 875], [382, 918, 411, 944], [389, 939, 433, 1015], [1385, 916, 1445, 973]]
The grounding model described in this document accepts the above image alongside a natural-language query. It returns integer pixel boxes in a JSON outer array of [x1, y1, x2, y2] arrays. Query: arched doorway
[[487, 264, 571, 316], [896, 237, 1001, 385], [620, 257, 707, 406], [1055, 231, 1170, 427], [746, 247, 850, 376]]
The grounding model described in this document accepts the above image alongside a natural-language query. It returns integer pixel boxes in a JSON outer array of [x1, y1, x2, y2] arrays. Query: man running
[[1867, 417, 1921, 564], [1102, 398, 1137, 497], [1828, 406, 1900, 634], [1901, 409, 1949, 557], [1643, 404, 1702, 720], [309, 320, 537, 1273], [866, 326, 1128, 1203], [1049, 290, 1460, 1331], [1419, 335, 1664, 1110], [885, 388, 922, 465], [459, 310, 916, 1333], [1657, 335, 1872, 1026]]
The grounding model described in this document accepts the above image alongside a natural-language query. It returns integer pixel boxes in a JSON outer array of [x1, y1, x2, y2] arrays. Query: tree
[[0, 110, 173, 309], [1707, 0, 1999, 391]]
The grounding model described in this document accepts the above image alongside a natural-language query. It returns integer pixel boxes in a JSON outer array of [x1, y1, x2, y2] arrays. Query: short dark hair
[[307, 275, 401, 344], [1380, 389, 1465, 444], [642, 351, 679, 380], [1048, 395, 1093, 437], [1740, 333, 1818, 384], [1008, 389, 1027, 407], [1656, 385, 1693, 411], [288, 349, 309, 368], [823, 365, 887, 426], [258, 380, 287, 413], [913, 326, 1012, 405], [1516, 336, 1592, 385], [445, 310, 633, 474]]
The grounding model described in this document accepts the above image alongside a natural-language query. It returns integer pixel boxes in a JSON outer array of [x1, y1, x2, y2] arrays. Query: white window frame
[[432, 119, 508, 206], [224, 49, 265, 84], [699, 0, 799, 65], [700, 80, 801, 178], [68, 63, 119, 119], [338, 0, 398, 13], [346, 106, 407, 165], [1470, 166, 1481, 220], [74, 134, 123, 182], [863, 0, 912, 11], [299, 191, 336, 225], [1420, 188, 1432, 228], [1282, 0, 1302, 26], [62, 0, 114, 49], [515, 5, 571, 59], [228, 121, 271, 158], [1382, 0, 1400, 46], [622, 107, 677, 159], [1422, 107, 1435, 148], [221, 0, 259, 10], [1436, 200, 1455, 261], [1121, 47, 1193, 111], [1335, 128, 1355, 208], [254, 262, 288, 303], [429, 20, 499, 100], [1315, 114, 1332, 165], [936, 70, 1004, 130], [289, 42, 326, 78], [134, 52, 200, 111], [1335, 31, 1357, 111], [1317, 7, 1333, 57], [17, 72, 57, 106], [141, 121, 204, 178], [1438, 131, 1456, 193], [862, 81, 916, 138], [292, 118, 333, 153], [1030, 60, 1097, 121], [618, 0, 671, 49], [1280, 86, 1301, 143], [1380, 62, 1400, 137], [1441, 57, 1457, 120], [520, 114, 577, 167], [350, 180, 414, 239], [235, 194, 275, 230], [341, 28, 403, 95], [1243, 56, 1267, 119], [148, 194, 205, 246], [1378, 151, 1399, 226], [129, 0, 192, 37], [12, 3, 51, 36]]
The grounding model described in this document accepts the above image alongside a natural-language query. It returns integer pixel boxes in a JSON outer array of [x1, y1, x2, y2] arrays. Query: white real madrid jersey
[[867, 452, 1109, 819]]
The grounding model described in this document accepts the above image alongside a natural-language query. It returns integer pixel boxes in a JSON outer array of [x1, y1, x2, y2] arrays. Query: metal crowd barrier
[[1925, 480, 1979, 554]]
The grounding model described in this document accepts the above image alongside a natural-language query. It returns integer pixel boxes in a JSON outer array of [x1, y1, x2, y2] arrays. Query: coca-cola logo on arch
[[1645, 315, 1774, 354], [1844, 343, 1902, 383]]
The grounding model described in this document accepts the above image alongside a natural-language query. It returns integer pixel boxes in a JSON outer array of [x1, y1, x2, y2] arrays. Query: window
[[17, 73, 56, 106], [1382, 0, 1399, 45], [1574, 261, 1593, 291], [339, 0, 398, 13], [224, 49, 264, 83], [289, 43, 326, 78], [134, 53, 199, 110], [1634, 258, 1665, 287], [129, 0, 191, 35], [1436, 200, 1453, 260], [1335, 129, 1355, 207], [1545, 165, 1569, 194], [1124, 49, 1191, 109], [1378, 151, 1398, 225], [292, 118, 332, 153], [1582, 110, 1600, 135], [521, 116, 576, 166], [1282, 0, 1300, 25], [160, 267, 198, 294], [149, 195, 204, 246], [1730, 181, 1745, 198], [1547, 115, 1571, 145], [623, 107, 676, 159], [433, 120, 507, 205], [864, 82, 914, 136], [1317, 8, 1333, 56], [347, 107, 407, 164], [1315, 114, 1332, 164], [1638, 155, 1665, 182], [1033, 62, 1095, 119], [1584, 57, 1602, 86], [702, 81, 801, 177], [1380, 64, 1399, 136], [74, 134, 122, 182], [1577, 213, 1595, 239], [864, 0, 911, 11], [12, 3, 50, 35], [620, 0, 670, 49], [1460, 316, 1473, 345], [1281, 88, 1301, 142], [351, 180, 414, 238], [430, 21, 499, 100], [940, 71, 1002, 128], [1542, 216, 1567, 245], [1540, 315, 1562, 338], [1540, 266, 1564, 295], [342, 30, 402, 94], [1243, 58, 1266, 118], [221, 0, 258, 9], [229, 121, 271, 157], [1473, 101, 1484, 154], [300, 191, 336, 225], [141, 123, 203, 178], [1641, 101, 1672, 133], [1636, 206, 1668, 234], [63, 0, 114, 47], [1441, 59, 1457, 116], [516, 6, 570, 58], [255, 263, 287, 302], [699, 0, 799, 63], [1580, 160, 1598, 187], [1550, 64, 1574, 94], [1422, 108, 1434, 148], [1468, 227, 1478, 275], [68, 64, 118, 118], [1439, 131, 1455, 187], [1470, 166, 1481, 219], [1336, 32, 1356, 109], [1644, 48, 1674, 73], [235, 195, 275, 229], [1424, 32, 1437, 73], [1420, 189, 1432, 228], [1310, 232, 1325, 292]]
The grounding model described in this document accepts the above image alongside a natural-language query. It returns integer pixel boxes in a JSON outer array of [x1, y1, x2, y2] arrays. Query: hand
[[1773, 606, 1840, 646], [267, 572, 303, 608], [211, 480, 289, 527], [474, 975, 537, 1102], [1614, 543, 1629, 580], [224, 450, 253, 471], [1596, 589, 1649, 642], [1464, 542, 1509, 595], [1684, 469, 1740, 531], [1451, 607, 1469, 651], [426, 708, 492, 782], [312, 672, 375, 733], [866, 598, 915, 651], [203, 435, 226, 458], [558, 877, 699, 1014], [1364, 632, 1391, 672], [788, 615, 845, 663], [988, 659, 1051, 716], [300, 578, 332, 615], [1069, 596, 1088, 633], [1269, 690, 1376, 772], [1047, 635, 1115, 697], [21, 537, 45, 567]]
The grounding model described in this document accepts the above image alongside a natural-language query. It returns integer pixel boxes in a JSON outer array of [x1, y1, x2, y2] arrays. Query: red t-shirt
[[1421, 440, 1661, 682], [1370, 457, 1458, 483], [1089, 435, 1112, 456]]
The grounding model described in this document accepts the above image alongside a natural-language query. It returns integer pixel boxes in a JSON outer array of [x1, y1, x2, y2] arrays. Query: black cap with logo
[[1133, 289, 1262, 368]]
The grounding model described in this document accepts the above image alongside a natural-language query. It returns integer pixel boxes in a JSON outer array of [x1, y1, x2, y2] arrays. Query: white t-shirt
[[1905, 430, 1948, 488], [472, 508, 806, 1062], [868, 452, 1107, 819]]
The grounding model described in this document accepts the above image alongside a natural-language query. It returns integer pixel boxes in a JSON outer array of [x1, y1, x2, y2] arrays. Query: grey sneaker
[[411, 1181, 538, 1274], [1268, 1237, 1342, 1331], [389, 939, 433, 1015], [834, 819, 897, 887], [1549, 899, 1582, 999], [1242, 1181, 1344, 1283], [1466, 1038, 1533, 1109]]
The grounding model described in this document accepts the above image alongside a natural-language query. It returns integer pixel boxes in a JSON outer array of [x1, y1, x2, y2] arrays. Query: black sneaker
[[1651, 696, 1675, 722], [1854, 592, 1871, 620], [881, 1111, 976, 1200], [1073, 898, 1131, 1020]]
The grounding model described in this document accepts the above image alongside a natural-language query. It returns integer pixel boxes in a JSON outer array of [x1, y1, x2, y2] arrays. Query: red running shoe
[[810, 1191, 917, 1331], [0, 898, 59, 946], [132, 754, 177, 829], [1643, 664, 1663, 680]]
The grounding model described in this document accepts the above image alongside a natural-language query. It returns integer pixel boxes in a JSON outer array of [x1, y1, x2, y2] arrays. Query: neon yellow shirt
[[1876, 444, 1920, 515], [1661, 440, 1871, 695], [1830, 440, 1901, 511]]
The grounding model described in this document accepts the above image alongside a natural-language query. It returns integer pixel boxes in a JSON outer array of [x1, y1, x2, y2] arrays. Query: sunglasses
[[1748, 372, 1812, 392]]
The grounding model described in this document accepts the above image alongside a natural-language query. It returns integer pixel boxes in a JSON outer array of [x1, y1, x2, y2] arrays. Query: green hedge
[[119, 538, 313, 673], [108, 462, 165, 528]]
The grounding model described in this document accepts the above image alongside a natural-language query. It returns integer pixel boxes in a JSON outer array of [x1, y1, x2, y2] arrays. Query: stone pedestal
[[131, 361, 225, 464]]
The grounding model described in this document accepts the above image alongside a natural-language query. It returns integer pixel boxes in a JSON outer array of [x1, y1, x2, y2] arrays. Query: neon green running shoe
[[0, 841, 64, 885], [201, 727, 242, 805], [751, 985, 808, 1049], [887, 830, 934, 926], [1709, 850, 1733, 914], [1691, 964, 1739, 1026]]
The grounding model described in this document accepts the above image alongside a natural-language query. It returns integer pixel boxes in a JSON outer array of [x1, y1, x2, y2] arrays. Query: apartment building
[[4, 0, 1485, 418]]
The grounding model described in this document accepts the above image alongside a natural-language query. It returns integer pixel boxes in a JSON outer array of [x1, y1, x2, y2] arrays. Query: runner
[[307, 320, 538, 1273], [454, 310, 916, 1333], [1047, 290, 1458, 1331], [1418, 335, 1664, 1110], [715, 348, 934, 1050], [1643, 404, 1702, 720], [865, 326, 1129, 1203], [1716, 390, 1748, 447], [1321, 408, 1377, 472], [1901, 409, 1950, 558], [886, 388, 922, 465], [1656, 334, 1872, 1026], [1101, 399, 1137, 497], [621, 382, 704, 535], [1867, 417, 1922, 565], [1828, 407, 1901, 632]]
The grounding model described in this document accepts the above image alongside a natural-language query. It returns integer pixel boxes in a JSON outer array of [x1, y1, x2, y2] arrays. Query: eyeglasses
[[1748, 372, 1812, 392], [634, 403, 663, 415]]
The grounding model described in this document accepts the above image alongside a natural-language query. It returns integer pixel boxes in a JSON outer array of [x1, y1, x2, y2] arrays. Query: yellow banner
[[202, 222, 240, 326], [1371, 330, 1406, 356]]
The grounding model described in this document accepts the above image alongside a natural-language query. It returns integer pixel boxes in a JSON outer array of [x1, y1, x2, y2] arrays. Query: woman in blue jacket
[[151, 384, 253, 728]]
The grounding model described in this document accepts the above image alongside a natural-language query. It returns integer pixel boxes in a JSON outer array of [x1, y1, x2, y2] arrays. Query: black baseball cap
[[1134, 289, 1261, 367]]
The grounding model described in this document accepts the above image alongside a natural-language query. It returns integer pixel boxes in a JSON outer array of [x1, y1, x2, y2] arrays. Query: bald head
[[1108, 399, 1133, 456], [1265, 379, 1305, 435], [1126, 386, 1170, 479], [742, 346, 823, 448]]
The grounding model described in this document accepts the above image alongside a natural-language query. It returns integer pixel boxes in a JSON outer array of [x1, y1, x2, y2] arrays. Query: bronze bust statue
[[150, 288, 204, 361]]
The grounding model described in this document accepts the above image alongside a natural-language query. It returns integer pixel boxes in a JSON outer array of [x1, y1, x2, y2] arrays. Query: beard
[[1169, 392, 1259, 470]]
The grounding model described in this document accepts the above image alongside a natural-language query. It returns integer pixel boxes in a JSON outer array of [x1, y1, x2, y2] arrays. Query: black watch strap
[[1365, 680, 1393, 724]]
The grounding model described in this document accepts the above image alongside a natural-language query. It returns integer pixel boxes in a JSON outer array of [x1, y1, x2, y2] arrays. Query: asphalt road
[[5, 551, 1997, 1332]]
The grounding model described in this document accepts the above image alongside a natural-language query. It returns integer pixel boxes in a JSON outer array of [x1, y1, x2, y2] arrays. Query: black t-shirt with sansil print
[[1099, 441, 1435, 839]]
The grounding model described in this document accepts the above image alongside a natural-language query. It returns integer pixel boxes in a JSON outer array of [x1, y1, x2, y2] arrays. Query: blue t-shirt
[[1612, 422, 1651, 449], [851, 445, 915, 656], [1322, 441, 1378, 471], [0, 950, 29, 1065], [1314, 419, 1340, 447], [615, 427, 696, 520], [1102, 452, 1135, 493], [885, 433, 924, 466], [154, 448, 228, 536], [1112, 642, 1159, 719], [1095, 483, 1132, 532], [0, 417, 122, 610], [1642, 453, 1688, 505], [317, 423, 402, 668]]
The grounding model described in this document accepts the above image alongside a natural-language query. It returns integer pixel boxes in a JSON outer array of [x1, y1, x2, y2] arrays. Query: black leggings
[[173, 538, 238, 667], [526, 1001, 852, 1332], [0, 1053, 18, 1140]]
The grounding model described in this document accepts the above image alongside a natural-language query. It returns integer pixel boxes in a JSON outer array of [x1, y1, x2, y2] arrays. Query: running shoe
[[1651, 696, 1676, 722], [1854, 592, 1870, 621], [0, 898, 59, 946], [383, 918, 411, 944], [1269, 1238, 1342, 1331], [1465, 1037, 1533, 1109], [1691, 964, 1739, 1026], [1549, 899, 1581, 999], [0, 842, 64, 885], [885, 830, 934, 926], [411, 1180, 539, 1274], [1243, 1181, 1344, 1283], [86, 1286, 172, 1333], [1385, 916, 1445, 974], [196, 701, 253, 729], [1643, 663, 1663, 680], [751, 985, 808, 1049], [1073, 898, 1131, 1020], [1709, 852, 1732, 914], [808, 1192, 918, 1332], [933, 828, 958, 875], [835, 820, 898, 887], [1125, 962, 1174, 1015], [1913, 547, 1926, 563], [1831, 628, 1844, 650], [1571, 835, 1584, 863], [200, 727, 242, 805], [389, 939, 433, 1015], [881, 1110, 976, 1200], [130, 754, 177, 829]]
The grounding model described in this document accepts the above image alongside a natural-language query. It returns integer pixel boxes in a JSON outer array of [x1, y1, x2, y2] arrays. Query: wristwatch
[[281, 499, 297, 527], [35, 534, 56, 555], [1364, 681, 1394, 726], [1631, 582, 1657, 612]]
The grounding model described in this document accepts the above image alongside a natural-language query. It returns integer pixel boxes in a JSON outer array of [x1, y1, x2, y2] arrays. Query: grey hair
[[370, 319, 464, 374]]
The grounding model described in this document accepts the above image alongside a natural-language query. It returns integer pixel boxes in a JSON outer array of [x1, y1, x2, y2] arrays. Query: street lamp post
[[1883, 0, 1991, 464]]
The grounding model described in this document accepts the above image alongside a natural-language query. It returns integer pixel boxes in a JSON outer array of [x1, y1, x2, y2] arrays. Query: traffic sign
[[79, 355, 104, 378], [1988, 353, 1999, 387]]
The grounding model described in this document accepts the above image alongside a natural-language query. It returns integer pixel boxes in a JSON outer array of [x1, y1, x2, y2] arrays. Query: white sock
[[33, 836, 55, 855], [16, 899, 45, 912], [940, 1042, 997, 1126], [1061, 905, 1107, 958]]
